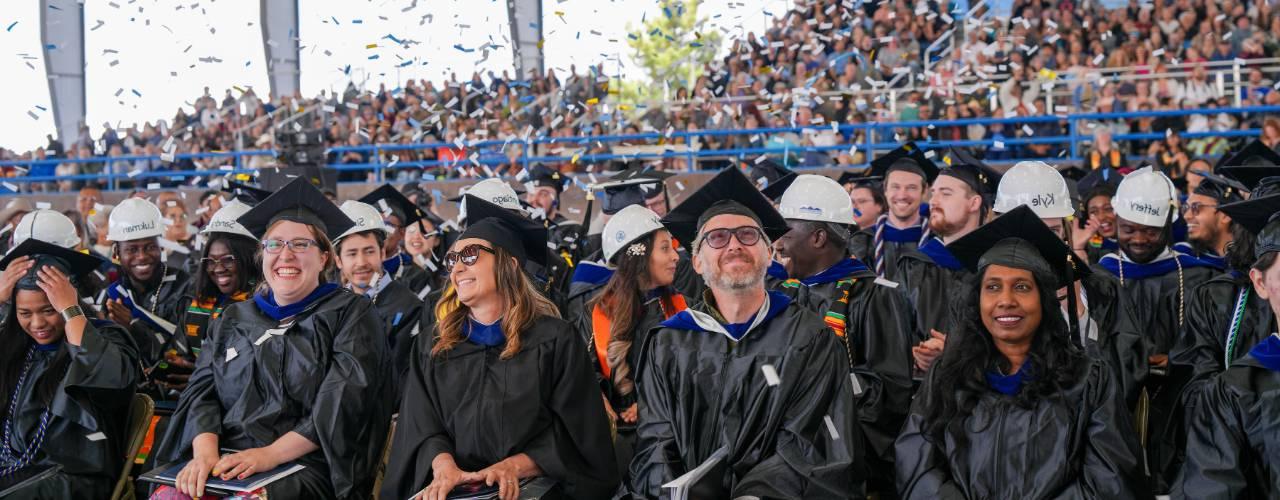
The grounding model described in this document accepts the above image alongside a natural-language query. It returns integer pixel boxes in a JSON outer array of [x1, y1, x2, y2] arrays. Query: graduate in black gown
[[335, 200, 425, 403], [837, 172, 885, 261], [992, 161, 1147, 407], [102, 197, 192, 372], [574, 204, 687, 479], [864, 143, 938, 280], [0, 239, 140, 498], [161, 200, 260, 395], [401, 210, 449, 297], [152, 179, 392, 499], [360, 184, 435, 297], [895, 150, 1001, 375], [771, 174, 916, 499], [622, 167, 863, 499], [523, 163, 584, 302], [1175, 170, 1246, 270], [382, 195, 618, 500], [895, 207, 1150, 499], [1174, 189, 1280, 499]]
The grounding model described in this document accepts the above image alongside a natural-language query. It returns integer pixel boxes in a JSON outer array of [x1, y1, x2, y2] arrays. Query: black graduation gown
[[1093, 253, 1218, 357], [1171, 273, 1276, 395], [387, 253, 433, 297], [895, 361, 1151, 499], [893, 244, 971, 341], [0, 321, 140, 499], [858, 222, 925, 281], [847, 230, 873, 262], [381, 316, 620, 500], [1173, 353, 1280, 499], [1078, 272, 1149, 409], [104, 267, 191, 369], [623, 294, 864, 499], [545, 214, 585, 303], [370, 279, 425, 402], [774, 260, 916, 498], [154, 289, 393, 499]]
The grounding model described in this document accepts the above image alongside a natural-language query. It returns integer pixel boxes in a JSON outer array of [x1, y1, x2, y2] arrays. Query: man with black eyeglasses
[[360, 184, 434, 297], [102, 197, 191, 370], [621, 167, 863, 499]]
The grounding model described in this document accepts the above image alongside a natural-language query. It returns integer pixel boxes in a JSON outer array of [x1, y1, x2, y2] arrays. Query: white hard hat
[[777, 175, 856, 225], [602, 204, 666, 263], [994, 161, 1074, 218], [108, 198, 164, 242], [1113, 166, 1178, 227], [336, 200, 392, 242], [12, 210, 79, 249], [200, 200, 256, 240], [462, 179, 522, 211]]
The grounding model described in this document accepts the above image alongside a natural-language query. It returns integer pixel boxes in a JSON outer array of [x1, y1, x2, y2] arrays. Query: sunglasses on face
[[261, 238, 319, 254], [444, 244, 494, 270], [699, 226, 765, 250], [201, 255, 238, 270]]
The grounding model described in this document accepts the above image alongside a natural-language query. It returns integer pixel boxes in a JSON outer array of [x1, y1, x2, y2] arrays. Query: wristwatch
[[61, 305, 85, 322]]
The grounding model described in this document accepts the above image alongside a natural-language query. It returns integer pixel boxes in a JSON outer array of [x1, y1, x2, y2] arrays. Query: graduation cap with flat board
[[1216, 140, 1280, 190], [258, 166, 340, 195], [359, 184, 425, 227], [748, 159, 798, 201], [1190, 169, 1248, 204], [836, 171, 881, 188], [1218, 179, 1280, 259], [526, 163, 568, 194], [1076, 167, 1123, 200], [457, 194, 549, 267], [940, 148, 1002, 198], [236, 177, 354, 240], [0, 238, 106, 287], [947, 205, 1092, 286], [221, 180, 272, 205], [661, 166, 790, 246], [868, 142, 939, 184], [595, 164, 675, 215]]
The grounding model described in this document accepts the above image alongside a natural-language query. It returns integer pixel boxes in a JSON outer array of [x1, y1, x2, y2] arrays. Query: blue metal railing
[[2, 105, 1273, 193]]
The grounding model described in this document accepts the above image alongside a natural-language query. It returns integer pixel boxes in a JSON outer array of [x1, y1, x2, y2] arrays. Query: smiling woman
[[151, 178, 393, 499]]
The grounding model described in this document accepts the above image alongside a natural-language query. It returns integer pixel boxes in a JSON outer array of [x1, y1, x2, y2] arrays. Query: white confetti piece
[[850, 373, 864, 395], [86, 432, 107, 442], [225, 347, 238, 362], [35, 202, 51, 209], [761, 364, 780, 387], [823, 415, 840, 440]]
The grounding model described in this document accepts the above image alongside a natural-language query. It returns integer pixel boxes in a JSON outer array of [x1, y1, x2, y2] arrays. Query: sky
[[1, 0, 785, 153]]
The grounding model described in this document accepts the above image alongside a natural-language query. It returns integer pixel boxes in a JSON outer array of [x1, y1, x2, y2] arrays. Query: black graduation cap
[[236, 177, 355, 240], [359, 184, 425, 227], [457, 194, 548, 267], [1219, 190, 1280, 259], [1058, 165, 1090, 182], [661, 167, 789, 246], [868, 142, 939, 184], [258, 166, 340, 195], [0, 238, 105, 289], [947, 205, 1091, 287], [1216, 140, 1280, 190], [1076, 167, 1123, 200], [527, 163, 568, 194], [940, 148, 1002, 197], [598, 164, 675, 215], [748, 159, 797, 201], [1190, 169, 1248, 203], [222, 180, 272, 205]]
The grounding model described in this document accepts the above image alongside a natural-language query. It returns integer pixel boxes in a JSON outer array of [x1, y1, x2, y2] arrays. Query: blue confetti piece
[[34, 105, 46, 111], [690, 42, 703, 47], [45, 44, 56, 50], [453, 44, 474, 53], [245, 60, 252, 67], [576, 31, 580, 40], [853, 208, 863, 217], [368, 54, 380, 60], [393, 312, 402, 326], [343, 64, 351, 75], [352, 19, 363, 24], [47, 4, 60, 10], [384, 34, 404, 45], [398, 59, 413, 67], [5, 21, 17, 32], [519, 95, 535, 103], [330, 16, 340, 25], [131, 89, 142, 97]]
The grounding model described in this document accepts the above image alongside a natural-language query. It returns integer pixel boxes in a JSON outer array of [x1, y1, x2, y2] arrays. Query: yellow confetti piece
[[586, 98, 599, 105], [619, 104, 632, 111], [554, 10, 565, 16], [232, 85, 246, 94], [537, 38, 545, 49], [571, 153, 581, 164], [366, 43, 378, 49]]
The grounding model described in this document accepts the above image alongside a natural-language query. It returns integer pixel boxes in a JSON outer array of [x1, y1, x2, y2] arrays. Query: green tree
[[623, 0, 723, 103]]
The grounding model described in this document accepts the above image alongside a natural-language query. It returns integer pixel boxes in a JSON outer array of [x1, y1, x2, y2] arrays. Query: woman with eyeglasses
[[0, 239, 139, 498], [895, 208, 1148, 499], [154, 200, 261, 395], [383, 196, 617, 500], [575, 205, 684, 477], [152, 179, 393, 500]]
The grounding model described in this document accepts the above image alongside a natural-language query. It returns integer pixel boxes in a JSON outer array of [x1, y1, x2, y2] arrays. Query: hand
[[620, 403, 639, 424], [106, 299, 133, 326], [214, 446, 281, 482], [912, 330, 947, 373], [1072, 218, 1100, 252], [35, 265, 79, 312], [601, 393, 619, 423], [0, 256, 34, 303], [175, 449, 220, 497], [160, 350, 196, 390], [473, 460, 522, 500], [416, 458, 473, 500], [1149, 354, 1169, 368]]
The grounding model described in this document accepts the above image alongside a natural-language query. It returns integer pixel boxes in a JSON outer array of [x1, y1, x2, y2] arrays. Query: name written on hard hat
[[1128, 202, 1162, 216], [1030, 193, 1055, 207], [123, 221, 156, 233]]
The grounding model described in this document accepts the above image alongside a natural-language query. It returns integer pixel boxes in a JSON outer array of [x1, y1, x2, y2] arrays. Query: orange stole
[[591, 292, 688, 378]]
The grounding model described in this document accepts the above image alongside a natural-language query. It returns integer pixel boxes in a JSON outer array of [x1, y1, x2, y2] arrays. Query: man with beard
[[1074, 167, 1123, 265], [895, 149, 1001, 375], [102, 197, 191, 370], [622, 167, 863, 498], [359, 184, 434, 297], [993, 161, 1147, 407], [523, 163, 581, 303], [335, 200, 424, 402], [863, 143, 938, 279], [1177, 170, 1245, 270], [772, 174, 915, 499]]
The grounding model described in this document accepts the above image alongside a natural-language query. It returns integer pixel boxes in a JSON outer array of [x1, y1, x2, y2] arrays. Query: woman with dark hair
[[1175, 187, 1280, 498], [895, 206, 1149, 499], [578, 205, 684, 473], [383, 196, 617, 500], [0, 239, 140, 497], [156, 200, 261, 395], [151, 179, 392, 499]]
